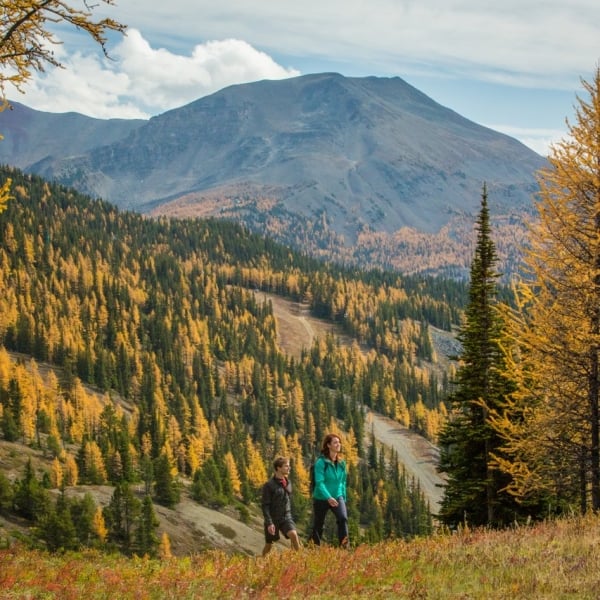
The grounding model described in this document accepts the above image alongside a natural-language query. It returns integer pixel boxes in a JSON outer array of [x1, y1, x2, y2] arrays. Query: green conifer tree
[[153, 453, 180, 508], [104, 482, 141, 554], [12, 459, 51, 522], [437, 185, 521, 527], [134, 495, 160, 557], [39, 492, 79, 552]]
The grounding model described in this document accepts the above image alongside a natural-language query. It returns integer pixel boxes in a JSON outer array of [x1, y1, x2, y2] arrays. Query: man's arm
[[261, 481, 274, 525]]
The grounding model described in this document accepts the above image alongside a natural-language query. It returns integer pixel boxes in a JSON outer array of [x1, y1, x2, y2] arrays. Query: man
[[261, 456, 301, 556]]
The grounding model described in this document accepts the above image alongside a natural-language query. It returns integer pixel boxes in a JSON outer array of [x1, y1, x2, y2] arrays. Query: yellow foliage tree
[[50, 457, 63, 488], [493, 68, 600, 512], [82, 439, 107, 484], [245, 435, 268, 491], [0, 1, 125, 99], [223, 451, 242, 497], [341, 428, 359, 468], [159, 531, 172, 559], [63, 453, 78, 485], [92, 506, 107, 543], [0, 172, 11, 214], [286, 433, 309, 496]]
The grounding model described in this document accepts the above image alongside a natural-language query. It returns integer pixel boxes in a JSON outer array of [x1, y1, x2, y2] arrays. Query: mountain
[[1, 73, 548, 275], [0, 100, 144, 168]]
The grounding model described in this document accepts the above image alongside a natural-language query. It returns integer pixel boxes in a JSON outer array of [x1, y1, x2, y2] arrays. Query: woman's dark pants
[[309, 497, 348, 546]]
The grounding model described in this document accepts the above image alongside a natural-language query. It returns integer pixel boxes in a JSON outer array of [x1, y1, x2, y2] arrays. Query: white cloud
[[15, 51, 146, 119], [114, 30, 300, 114], [108, 1, 600, 89], [10, 29, 299, 119]]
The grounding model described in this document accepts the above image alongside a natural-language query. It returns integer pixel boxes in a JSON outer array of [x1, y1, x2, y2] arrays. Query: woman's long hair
[[320, 433, 341, 459]]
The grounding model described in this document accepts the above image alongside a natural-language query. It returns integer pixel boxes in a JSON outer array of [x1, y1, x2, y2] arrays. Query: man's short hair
[[273, 456, 290, 470]]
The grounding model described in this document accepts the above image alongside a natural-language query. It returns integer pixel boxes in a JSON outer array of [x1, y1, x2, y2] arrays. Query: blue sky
[[8, 1, 600, 156]]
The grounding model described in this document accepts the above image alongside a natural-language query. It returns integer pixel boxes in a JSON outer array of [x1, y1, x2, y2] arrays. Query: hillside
[[0, 166, 460, 555], [0, 101, 144, 168], [260, 290, 446, 511], [0, 287, 448, 556], [30, 74, 545, 229]]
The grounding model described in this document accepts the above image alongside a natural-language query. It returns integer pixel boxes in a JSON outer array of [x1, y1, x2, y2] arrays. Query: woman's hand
[[328, 497, 339, 507]]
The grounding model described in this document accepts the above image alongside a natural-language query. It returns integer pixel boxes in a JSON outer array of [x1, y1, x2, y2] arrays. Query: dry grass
[[2, 513, 600, 599]]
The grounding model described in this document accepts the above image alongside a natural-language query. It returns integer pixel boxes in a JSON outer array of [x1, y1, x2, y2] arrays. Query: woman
[[309, 433, 349, 548]]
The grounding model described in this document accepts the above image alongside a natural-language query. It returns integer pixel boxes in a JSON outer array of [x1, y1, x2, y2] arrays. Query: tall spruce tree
[[437, 185, 521, 527]]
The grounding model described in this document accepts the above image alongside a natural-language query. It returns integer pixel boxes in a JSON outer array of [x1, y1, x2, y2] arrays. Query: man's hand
[[267, 524, 275, 535]]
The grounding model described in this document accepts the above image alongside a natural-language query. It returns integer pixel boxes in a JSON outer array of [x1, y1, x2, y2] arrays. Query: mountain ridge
[[0, 100, 144, 168], [0, 72, 547, 275]]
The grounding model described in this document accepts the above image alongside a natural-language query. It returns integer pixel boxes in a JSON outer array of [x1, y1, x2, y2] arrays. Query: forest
[[3, 66, 600, 558], [0, 165, 467, 555], [3, 68, 600, 557], [2, 4, 600, 595]]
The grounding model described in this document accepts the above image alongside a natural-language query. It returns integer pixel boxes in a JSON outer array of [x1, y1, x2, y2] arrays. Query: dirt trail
[[262, 291, 447, 511]]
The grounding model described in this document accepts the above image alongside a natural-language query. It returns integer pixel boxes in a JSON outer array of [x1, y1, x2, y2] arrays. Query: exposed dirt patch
[[254, 291, 354, 359], [0, 428, 270, 557], [365, 412, 446, 512]]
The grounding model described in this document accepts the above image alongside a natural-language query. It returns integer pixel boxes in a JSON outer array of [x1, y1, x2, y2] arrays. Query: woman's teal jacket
[[312, 455, 347, 501]]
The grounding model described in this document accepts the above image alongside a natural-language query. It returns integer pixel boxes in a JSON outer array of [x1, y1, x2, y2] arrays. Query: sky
[[7, 1, 600, 157]]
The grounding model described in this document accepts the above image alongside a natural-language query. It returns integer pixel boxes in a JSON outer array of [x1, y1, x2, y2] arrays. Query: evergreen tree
[[134, 495, 159, 557], [153, 453, 180, 508], [12, 459, 51, 522], [103, 482, 141, 554], [39, 492, 79, 552], [0, 470, 13, 513], [0, 407, 18, 441], [191, 457, 227, 507], [69, 492, 98, 547], [437, 185, 521, 527]]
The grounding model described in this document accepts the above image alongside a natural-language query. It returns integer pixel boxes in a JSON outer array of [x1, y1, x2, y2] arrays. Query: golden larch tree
[[494, 68, 600, 512], [223, 451, 242, 498], [244, 434, 268, 491], [1, 1, 125, 99], [92, 506, 108, 543], [159, 531, 172, 560]]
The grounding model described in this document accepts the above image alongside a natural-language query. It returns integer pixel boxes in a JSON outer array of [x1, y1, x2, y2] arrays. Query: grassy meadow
[[2, 513, 600, 599]]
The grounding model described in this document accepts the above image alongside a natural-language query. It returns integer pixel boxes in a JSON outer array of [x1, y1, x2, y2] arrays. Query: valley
[[1, 288, 448, 556]]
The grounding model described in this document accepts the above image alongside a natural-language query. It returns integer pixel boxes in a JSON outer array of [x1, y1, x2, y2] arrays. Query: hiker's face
[[329, 437, 341, 452], [277, 462, 291, 476]]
